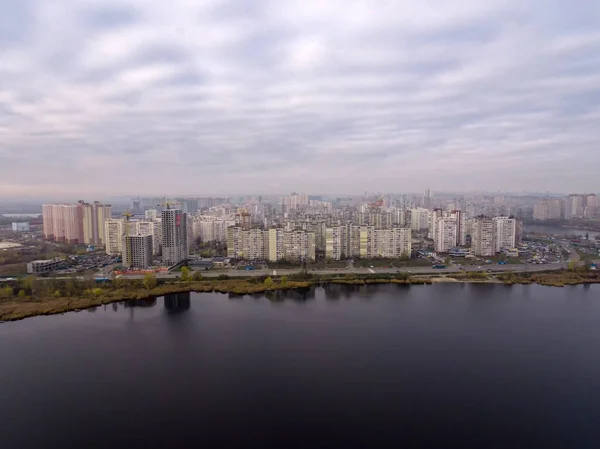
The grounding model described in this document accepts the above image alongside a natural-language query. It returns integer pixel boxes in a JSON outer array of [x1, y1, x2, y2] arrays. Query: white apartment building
[[228, 227, 316, 262], [105, 219, 125, 254], [449, 210, 467, 246], [105, 219, 161, 256], [189, 214, 235, 244], [227, 227, 267, 260], [434, 217, 457, 253], [472, 217, 496, 256], [325, 225, 411, 260], [493, 217, 517, 252], [533, 199, 562, 220], [411, 208, 429, 231], [428, 209, 443, 239]]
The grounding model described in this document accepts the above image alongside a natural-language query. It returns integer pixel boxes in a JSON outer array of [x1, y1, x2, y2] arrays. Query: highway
[[118, 262, 568, 280]]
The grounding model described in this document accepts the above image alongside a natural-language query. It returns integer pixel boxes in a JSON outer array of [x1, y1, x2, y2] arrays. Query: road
[[119, 262, 568, 280]]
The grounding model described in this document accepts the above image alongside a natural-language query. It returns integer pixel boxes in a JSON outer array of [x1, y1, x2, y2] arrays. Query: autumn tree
[[264, 277, 274, 290], [143, 273, 158, 290]]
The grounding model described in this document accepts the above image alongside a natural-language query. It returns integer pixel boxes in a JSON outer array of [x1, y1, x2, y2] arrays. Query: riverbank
[[1, 271, 599, 322]]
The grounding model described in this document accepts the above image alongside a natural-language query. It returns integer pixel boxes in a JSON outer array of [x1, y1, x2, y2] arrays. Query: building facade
[[434, 217, 457, 253], [162, 209, 188, 266], [493, 217, 517, 252], [472, 217, 496, 256], [122, 234, 153, 269], [42, 201, 111, 245]]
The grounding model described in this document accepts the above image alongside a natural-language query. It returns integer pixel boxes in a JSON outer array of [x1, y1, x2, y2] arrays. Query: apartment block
[[162, 209, 188, 266], [325, 225, 411, 260], [411, 208, 429, 231], [472, 217, 496, 256], [434, 217, 457, 253], [493, 217, 517, 252], [42, 201, 111, 245], [122, 234, 153, 269]]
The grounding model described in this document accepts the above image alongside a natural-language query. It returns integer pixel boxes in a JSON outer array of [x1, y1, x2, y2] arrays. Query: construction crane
[[159, 201, 181, 210]]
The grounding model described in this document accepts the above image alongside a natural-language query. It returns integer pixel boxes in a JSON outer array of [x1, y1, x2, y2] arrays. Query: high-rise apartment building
[[81, 201, 112, 245], [472, 217, 496, 256], [122, 234, 153, 269], [533, 199, 562, 220], [325, 225, 411, 260], [162, 209, 188, 266], [493, 217, 517, 251], [105, 219, 125, 254], [428, 209, 443, 240], [411, 208, 429, 231], [434, 217, 457, 253], [105, 219, 161, 256], [42, 201, 111, 245]]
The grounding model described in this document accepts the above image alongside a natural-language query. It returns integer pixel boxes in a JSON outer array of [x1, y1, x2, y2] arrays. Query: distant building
[[122, 234, 153, 269], [493, 217, 517, 252], [434, 217, 457, 253], [533, 199, 562, 220], [105, 219, 125, 255], [42, 201, 111, 244], [162, 209, 188, 266], [325, 225, 411, 260], [411, 208, 429, 231], [81, 201, 112, 245], [472, 217, 496, 256], [105, 219, 161, 256], [12, 222, 30, 232], [27, 257, 63, 274]]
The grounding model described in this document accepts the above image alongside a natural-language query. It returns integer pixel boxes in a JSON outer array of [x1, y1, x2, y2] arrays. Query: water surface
[[1, 284, 600, 448]]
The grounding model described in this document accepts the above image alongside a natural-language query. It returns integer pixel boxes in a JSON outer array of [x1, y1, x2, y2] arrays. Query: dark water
[[524, 224, 600, 238], [2, 284, 600, 449]]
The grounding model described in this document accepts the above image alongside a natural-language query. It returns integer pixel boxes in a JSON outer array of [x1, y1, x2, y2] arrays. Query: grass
[[3, 269, 600, 322], [0, 263, 28, 276]]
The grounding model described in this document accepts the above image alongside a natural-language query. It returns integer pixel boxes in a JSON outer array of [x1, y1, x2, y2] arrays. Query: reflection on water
[[123, 298, 157, 308], [164, 292, 191, 313], [263, 287, 316, 302]]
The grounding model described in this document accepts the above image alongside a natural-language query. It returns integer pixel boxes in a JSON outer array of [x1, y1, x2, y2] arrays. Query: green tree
[[568, 260, 578, 271], [53, 290, 61, 298], [192, 271, 203, 281], [181, 266, 190, 282], [21, 276, 35, 295], [281, 275, 288, 286], [143, 273, 157, 290], [264, 276, 274, 290], [18, 289, 26, 298], [444, 256, 451, 265], [0, 286, 13, 299], [113, 277, 125, 290]]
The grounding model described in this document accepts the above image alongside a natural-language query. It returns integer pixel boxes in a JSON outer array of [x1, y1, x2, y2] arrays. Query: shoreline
[[2, 272, 599, 322]]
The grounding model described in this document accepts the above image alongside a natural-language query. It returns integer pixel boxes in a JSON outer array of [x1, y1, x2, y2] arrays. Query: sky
[[1, 0, 599, 199]]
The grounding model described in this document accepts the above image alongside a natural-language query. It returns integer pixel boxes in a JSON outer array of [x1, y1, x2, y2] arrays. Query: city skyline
[[2, 0, 600, 197]]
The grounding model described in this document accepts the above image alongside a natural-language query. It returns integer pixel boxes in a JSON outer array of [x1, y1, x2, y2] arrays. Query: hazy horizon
[[1, 0, 599, 197]]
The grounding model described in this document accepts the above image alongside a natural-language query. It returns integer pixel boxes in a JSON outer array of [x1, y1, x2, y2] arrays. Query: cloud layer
[[1, 0, 599, 197]]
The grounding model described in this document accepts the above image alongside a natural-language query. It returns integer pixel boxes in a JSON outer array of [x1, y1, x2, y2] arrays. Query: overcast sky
[[1, 0, 599, 198]]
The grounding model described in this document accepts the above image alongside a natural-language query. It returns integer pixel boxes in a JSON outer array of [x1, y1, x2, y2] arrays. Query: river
[[524, 224, 600, 239], [2, 285, 600, 448]]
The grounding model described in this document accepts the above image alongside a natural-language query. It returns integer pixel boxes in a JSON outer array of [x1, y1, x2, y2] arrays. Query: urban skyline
[[2, 1, 600, 197]]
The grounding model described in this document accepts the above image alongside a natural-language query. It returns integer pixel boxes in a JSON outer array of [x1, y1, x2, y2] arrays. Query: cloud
[[0, 0, 599, 198]]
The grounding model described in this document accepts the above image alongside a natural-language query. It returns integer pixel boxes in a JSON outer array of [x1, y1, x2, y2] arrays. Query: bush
[[143, 273, 157, 290]]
